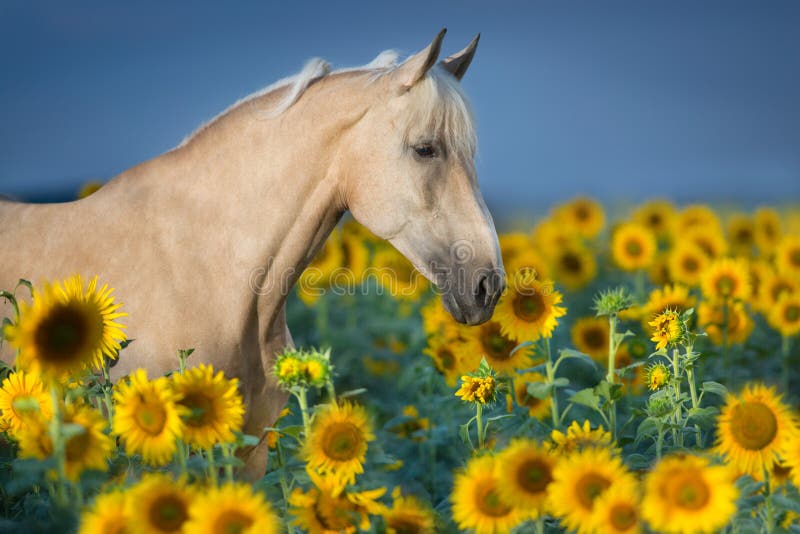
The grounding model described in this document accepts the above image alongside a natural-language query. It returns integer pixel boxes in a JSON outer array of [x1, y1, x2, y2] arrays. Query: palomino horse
[[0, 30, 504, 477]]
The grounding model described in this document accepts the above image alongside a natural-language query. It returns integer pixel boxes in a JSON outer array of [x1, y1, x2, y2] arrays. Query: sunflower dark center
[[65, 424, 90, 461], [512, 294, 545, 322], [735, 228, 753, 242], [561, 253, 582, 274], [625, 239, 643, 257], [715, 275, 735, 296], [575, 205, 590, 221], [517, 458, 552, 494], [683, 257, 699, 272], [475, 482, 512, 517], [149, 495, 188, 532], [179, 392, 214, 427], [791, 249, 800, 267], [582, 327, 606, 350], [672, 475, 710, 510], [730, 401, 778, 450], [785, 305, 800, 323], [438, 349, 455, 370], [481, 324, 513, 361], [609, 503, 638, 529], [213, 510, 254, 534], [134, 402, 168, 435], [387, 517, 424, 534], [648, 213, 662, 227], [34, 303, 91, 364], [575, 473, 611, 510], [322, 421, 362, 461]]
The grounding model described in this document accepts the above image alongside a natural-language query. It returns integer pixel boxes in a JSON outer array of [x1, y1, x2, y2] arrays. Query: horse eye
[[413, 143, 437, 159]]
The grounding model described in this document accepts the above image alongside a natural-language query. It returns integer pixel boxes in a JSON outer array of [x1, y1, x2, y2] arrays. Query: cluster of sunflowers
[[1, 195, 800, 533]]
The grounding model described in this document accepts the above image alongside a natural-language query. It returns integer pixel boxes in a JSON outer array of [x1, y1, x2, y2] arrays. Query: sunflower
[[643, 284, 696, 320], [754, 207, 782, 254], [645, 363, 670, 391], [587, 483, 642, 534], [17, 402, 113, 480], [388, 405, 430, 441], [125, 473, 195, 534], [499, 232, 534, 265], [495, 438, 555, 517], [422, 335, 476, 387], [112, 369, 186, 466], [420, 296, 465, 339], [340, 228, 370, 283], [611, 223, 657, 271], [550, 420, 615, 455], [304, 401, 374, 489], [726, 213, 756, 256], [768, 293, 800, 337], [649, 310, 682, 350], [0, 370, 52, 434], [456, 375, 498, 405], [775, 234, 800, 277], [289, 470, 386, 533], [632, 199, 676, 241], [382, 488, 436, 534], [463, 319, 536, 375], [184, 483, 280, 534], [451, 455, 524, 534], [715, 383, 797, 478], [494, 271, 566, 343], [369, 246, 428, 301], [552, 197, 606, 239], [169, 364, 244, 449], [642, 454, 738, 534], [571, 317, 610, 362], [668, 243, 710, 287], [697, 300, 753, 346], [5, 275, 127, 377], [700, 257, 751, 302], [547, 447, 636, 533], [550, 244, 597, 290], [685, 226, 728, 259], [757, 269, 798, 313], [505, 247, 550, 281], [78, 491, 128, 534], [676, 205, 722, 234], [532, 218, 574, 253], [648, 253, 672, 285], [513, 372, 551, 419]]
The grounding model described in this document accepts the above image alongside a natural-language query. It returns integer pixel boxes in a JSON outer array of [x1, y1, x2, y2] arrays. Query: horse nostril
[[474, 274, 491, 307]]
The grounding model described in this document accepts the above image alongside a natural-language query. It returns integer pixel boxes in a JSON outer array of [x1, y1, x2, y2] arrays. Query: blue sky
[[1, 1, 798, 214]]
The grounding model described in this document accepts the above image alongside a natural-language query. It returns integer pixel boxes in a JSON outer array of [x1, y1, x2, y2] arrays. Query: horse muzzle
[[442, 267, 505, 326]]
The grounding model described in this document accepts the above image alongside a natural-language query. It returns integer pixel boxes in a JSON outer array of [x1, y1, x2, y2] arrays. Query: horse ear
[[394, 28, 447, 90], [439, 33, 480, 81]]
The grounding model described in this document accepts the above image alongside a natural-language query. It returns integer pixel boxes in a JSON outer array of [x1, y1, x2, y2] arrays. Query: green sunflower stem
[[221, 443, 234, 483], [100, 359, 115, 426], [296, 387, 312, 440], [545, 338, 560, 430], [175, 439, 188, 476], [325, 378, 337, 404], [48, 385, 69, 508], [634, 269, 646, 302], [475, 402, 485, 450], [685, 352, 702, 448], [606, 313, 619, 440], [670, 349, 681, 447], [763, 465, 776, 534], [205, 446, 218, 485], [275, 439, 296, 534], [781, 336, 790, 394], [655, 427, 664, 461], [535, 516, 545, 534]]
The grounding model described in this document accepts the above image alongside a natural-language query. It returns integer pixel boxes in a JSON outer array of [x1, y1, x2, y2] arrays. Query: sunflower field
[[2, 196, 800, 533]]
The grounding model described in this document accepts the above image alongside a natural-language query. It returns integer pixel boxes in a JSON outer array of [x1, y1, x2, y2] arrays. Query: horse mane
[[178, 49, 477, 160]]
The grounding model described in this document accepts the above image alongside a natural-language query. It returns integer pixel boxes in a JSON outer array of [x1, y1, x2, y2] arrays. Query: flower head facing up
[[455, 359, 499, 405], [648, 309, 682, 350], [274, 348, 332, 390]]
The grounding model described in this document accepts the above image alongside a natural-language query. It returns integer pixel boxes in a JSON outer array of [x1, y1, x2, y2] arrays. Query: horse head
[[342, 30, 505, 325]]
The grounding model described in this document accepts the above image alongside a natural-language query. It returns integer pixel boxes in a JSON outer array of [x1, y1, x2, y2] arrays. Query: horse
[[0, 29, 505, 477]]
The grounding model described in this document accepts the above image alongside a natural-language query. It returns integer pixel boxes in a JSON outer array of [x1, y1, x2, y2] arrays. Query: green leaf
[[527, 381, 552, 400], [552, 377, 570, 388], [701, 381, 728, 398], [338, 388, 367, 399], [61, 423, 86, 441], [613, 330, 634, 345], [569, 388, 601, 411], [771, 493, 800, 514], [459, 423, 471, 446], [686, 406, 719, 428], [510, 341, 534, 356], [485, 414, 515, 423]]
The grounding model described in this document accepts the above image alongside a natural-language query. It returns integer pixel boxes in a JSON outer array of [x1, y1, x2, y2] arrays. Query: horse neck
[[110, 78, 365, 318]]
